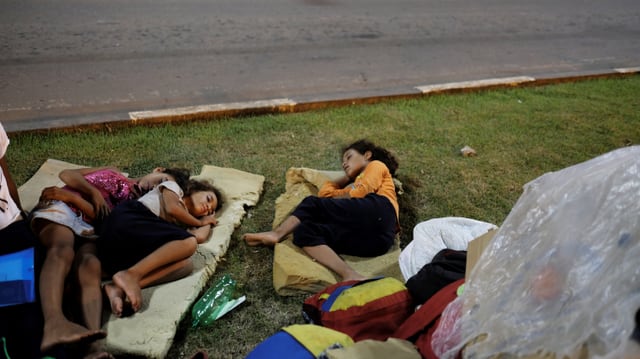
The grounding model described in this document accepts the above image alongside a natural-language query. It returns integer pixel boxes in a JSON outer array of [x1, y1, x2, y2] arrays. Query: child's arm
[[188, 225, 213, 244], [318, 161, 387, 198], [1, 156, 24, 212], [161, 188, 218, 227], [39, 186, 97, 220], [318, 175, 352, 198], [331, 175, 352, 189], [347, 162, 385, 197], [59, 166, 118, 218]]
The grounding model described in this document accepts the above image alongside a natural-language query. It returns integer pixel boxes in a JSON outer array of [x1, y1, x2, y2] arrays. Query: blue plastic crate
[[0, 247, 35, 307]]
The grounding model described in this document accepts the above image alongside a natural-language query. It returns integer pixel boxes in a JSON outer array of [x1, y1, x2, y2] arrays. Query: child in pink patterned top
[[31, 166, 189, 357]]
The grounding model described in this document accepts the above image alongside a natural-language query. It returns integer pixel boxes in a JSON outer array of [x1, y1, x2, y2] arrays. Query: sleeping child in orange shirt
[[243, 139, 399, 281]]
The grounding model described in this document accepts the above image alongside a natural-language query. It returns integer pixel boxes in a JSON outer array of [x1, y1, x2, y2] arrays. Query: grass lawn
[[6, 75, 640, 358]]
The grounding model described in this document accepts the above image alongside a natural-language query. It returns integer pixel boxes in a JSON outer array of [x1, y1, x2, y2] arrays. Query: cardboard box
[[465, 228, 497, 279]]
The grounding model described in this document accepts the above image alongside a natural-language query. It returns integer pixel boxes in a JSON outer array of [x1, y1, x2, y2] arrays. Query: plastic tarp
[[433, 146, 640, 358]]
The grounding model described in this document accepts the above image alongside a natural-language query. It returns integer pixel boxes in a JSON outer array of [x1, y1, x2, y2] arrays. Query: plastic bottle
[[191, 273, 236, 327]]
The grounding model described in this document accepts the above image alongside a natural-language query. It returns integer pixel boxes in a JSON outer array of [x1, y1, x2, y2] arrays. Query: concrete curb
[[8, 67, 639, 135]]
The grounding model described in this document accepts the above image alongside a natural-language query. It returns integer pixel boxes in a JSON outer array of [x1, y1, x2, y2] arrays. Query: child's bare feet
[[112, 270, 143, 313], [84, 339, 115, 359], [40, 317, 106, 352], [103, 282, 127, 317], [242, 231, 279, 247], [84, 351, 115, 359]]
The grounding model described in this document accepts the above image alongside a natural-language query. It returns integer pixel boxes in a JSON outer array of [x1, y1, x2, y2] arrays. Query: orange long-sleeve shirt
[[318, 160, 399, 221]]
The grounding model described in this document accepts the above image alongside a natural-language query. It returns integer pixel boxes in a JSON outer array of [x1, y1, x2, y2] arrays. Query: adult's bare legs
[[36, 222, 105, 352], [111, 237, 198, 314], [243, 215, 301, 246], [302, 245, 366, 281]]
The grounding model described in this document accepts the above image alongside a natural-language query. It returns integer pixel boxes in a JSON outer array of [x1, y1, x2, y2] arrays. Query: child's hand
[[200, 214, 218, 227], [38, 186, 97, 220], [39, 186, 70, 203], [89, 191, 110, 220]]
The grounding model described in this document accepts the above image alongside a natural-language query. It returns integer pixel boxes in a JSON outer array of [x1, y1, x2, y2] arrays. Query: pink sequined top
[[64, 169, 137, 211]]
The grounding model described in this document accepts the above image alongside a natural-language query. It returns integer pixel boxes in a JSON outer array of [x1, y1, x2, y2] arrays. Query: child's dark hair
[[184, 179, 224, 211], [343, 139, 399, 176], [162, 168, 191, 190]]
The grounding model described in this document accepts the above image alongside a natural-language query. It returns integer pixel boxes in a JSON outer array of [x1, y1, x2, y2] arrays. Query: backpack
[[245, 324, 354, 359], [323, 337, 422, 359], [302, 277, 414, 342], [393, 278, 464, 359], [405, 249, 466, 305]]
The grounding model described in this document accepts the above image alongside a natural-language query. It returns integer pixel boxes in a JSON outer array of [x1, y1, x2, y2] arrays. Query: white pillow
[[399, 217, 497, 281]]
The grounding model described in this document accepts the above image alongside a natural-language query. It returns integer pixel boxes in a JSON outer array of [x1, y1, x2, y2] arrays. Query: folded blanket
[[273, 167, 403, 296], [19, 159, 265, 358]]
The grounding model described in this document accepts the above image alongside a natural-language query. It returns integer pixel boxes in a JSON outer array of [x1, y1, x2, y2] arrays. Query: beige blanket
[[272, 167, 403, 296], [19, 159, 265, 359]]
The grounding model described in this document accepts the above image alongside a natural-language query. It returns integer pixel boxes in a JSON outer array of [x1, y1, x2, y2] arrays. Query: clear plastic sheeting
[[434, 146, 640, 359]]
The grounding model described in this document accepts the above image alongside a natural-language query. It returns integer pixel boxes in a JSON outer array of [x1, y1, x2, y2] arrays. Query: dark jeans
[[291, 194, 397, 257]]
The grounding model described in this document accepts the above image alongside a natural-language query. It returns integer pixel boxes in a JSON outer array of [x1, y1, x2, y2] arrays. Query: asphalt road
[[1, 0, 639, 132]]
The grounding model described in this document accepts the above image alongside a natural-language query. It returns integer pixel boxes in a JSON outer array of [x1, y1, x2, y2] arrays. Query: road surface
[[1, 0, 639, 132]]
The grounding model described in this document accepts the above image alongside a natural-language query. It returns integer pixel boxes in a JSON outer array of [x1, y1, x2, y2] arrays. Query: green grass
[[6, 76, 640, 358]]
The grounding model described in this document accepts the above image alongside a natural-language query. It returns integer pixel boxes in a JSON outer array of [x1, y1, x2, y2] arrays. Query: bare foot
[[84, 339, 115, 359], [84, 352, 115, 359], [112, 270, 143, 313], [103, 282, 125, 317], [41, 317, 106, 352], [243, 231, 279, 247]]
